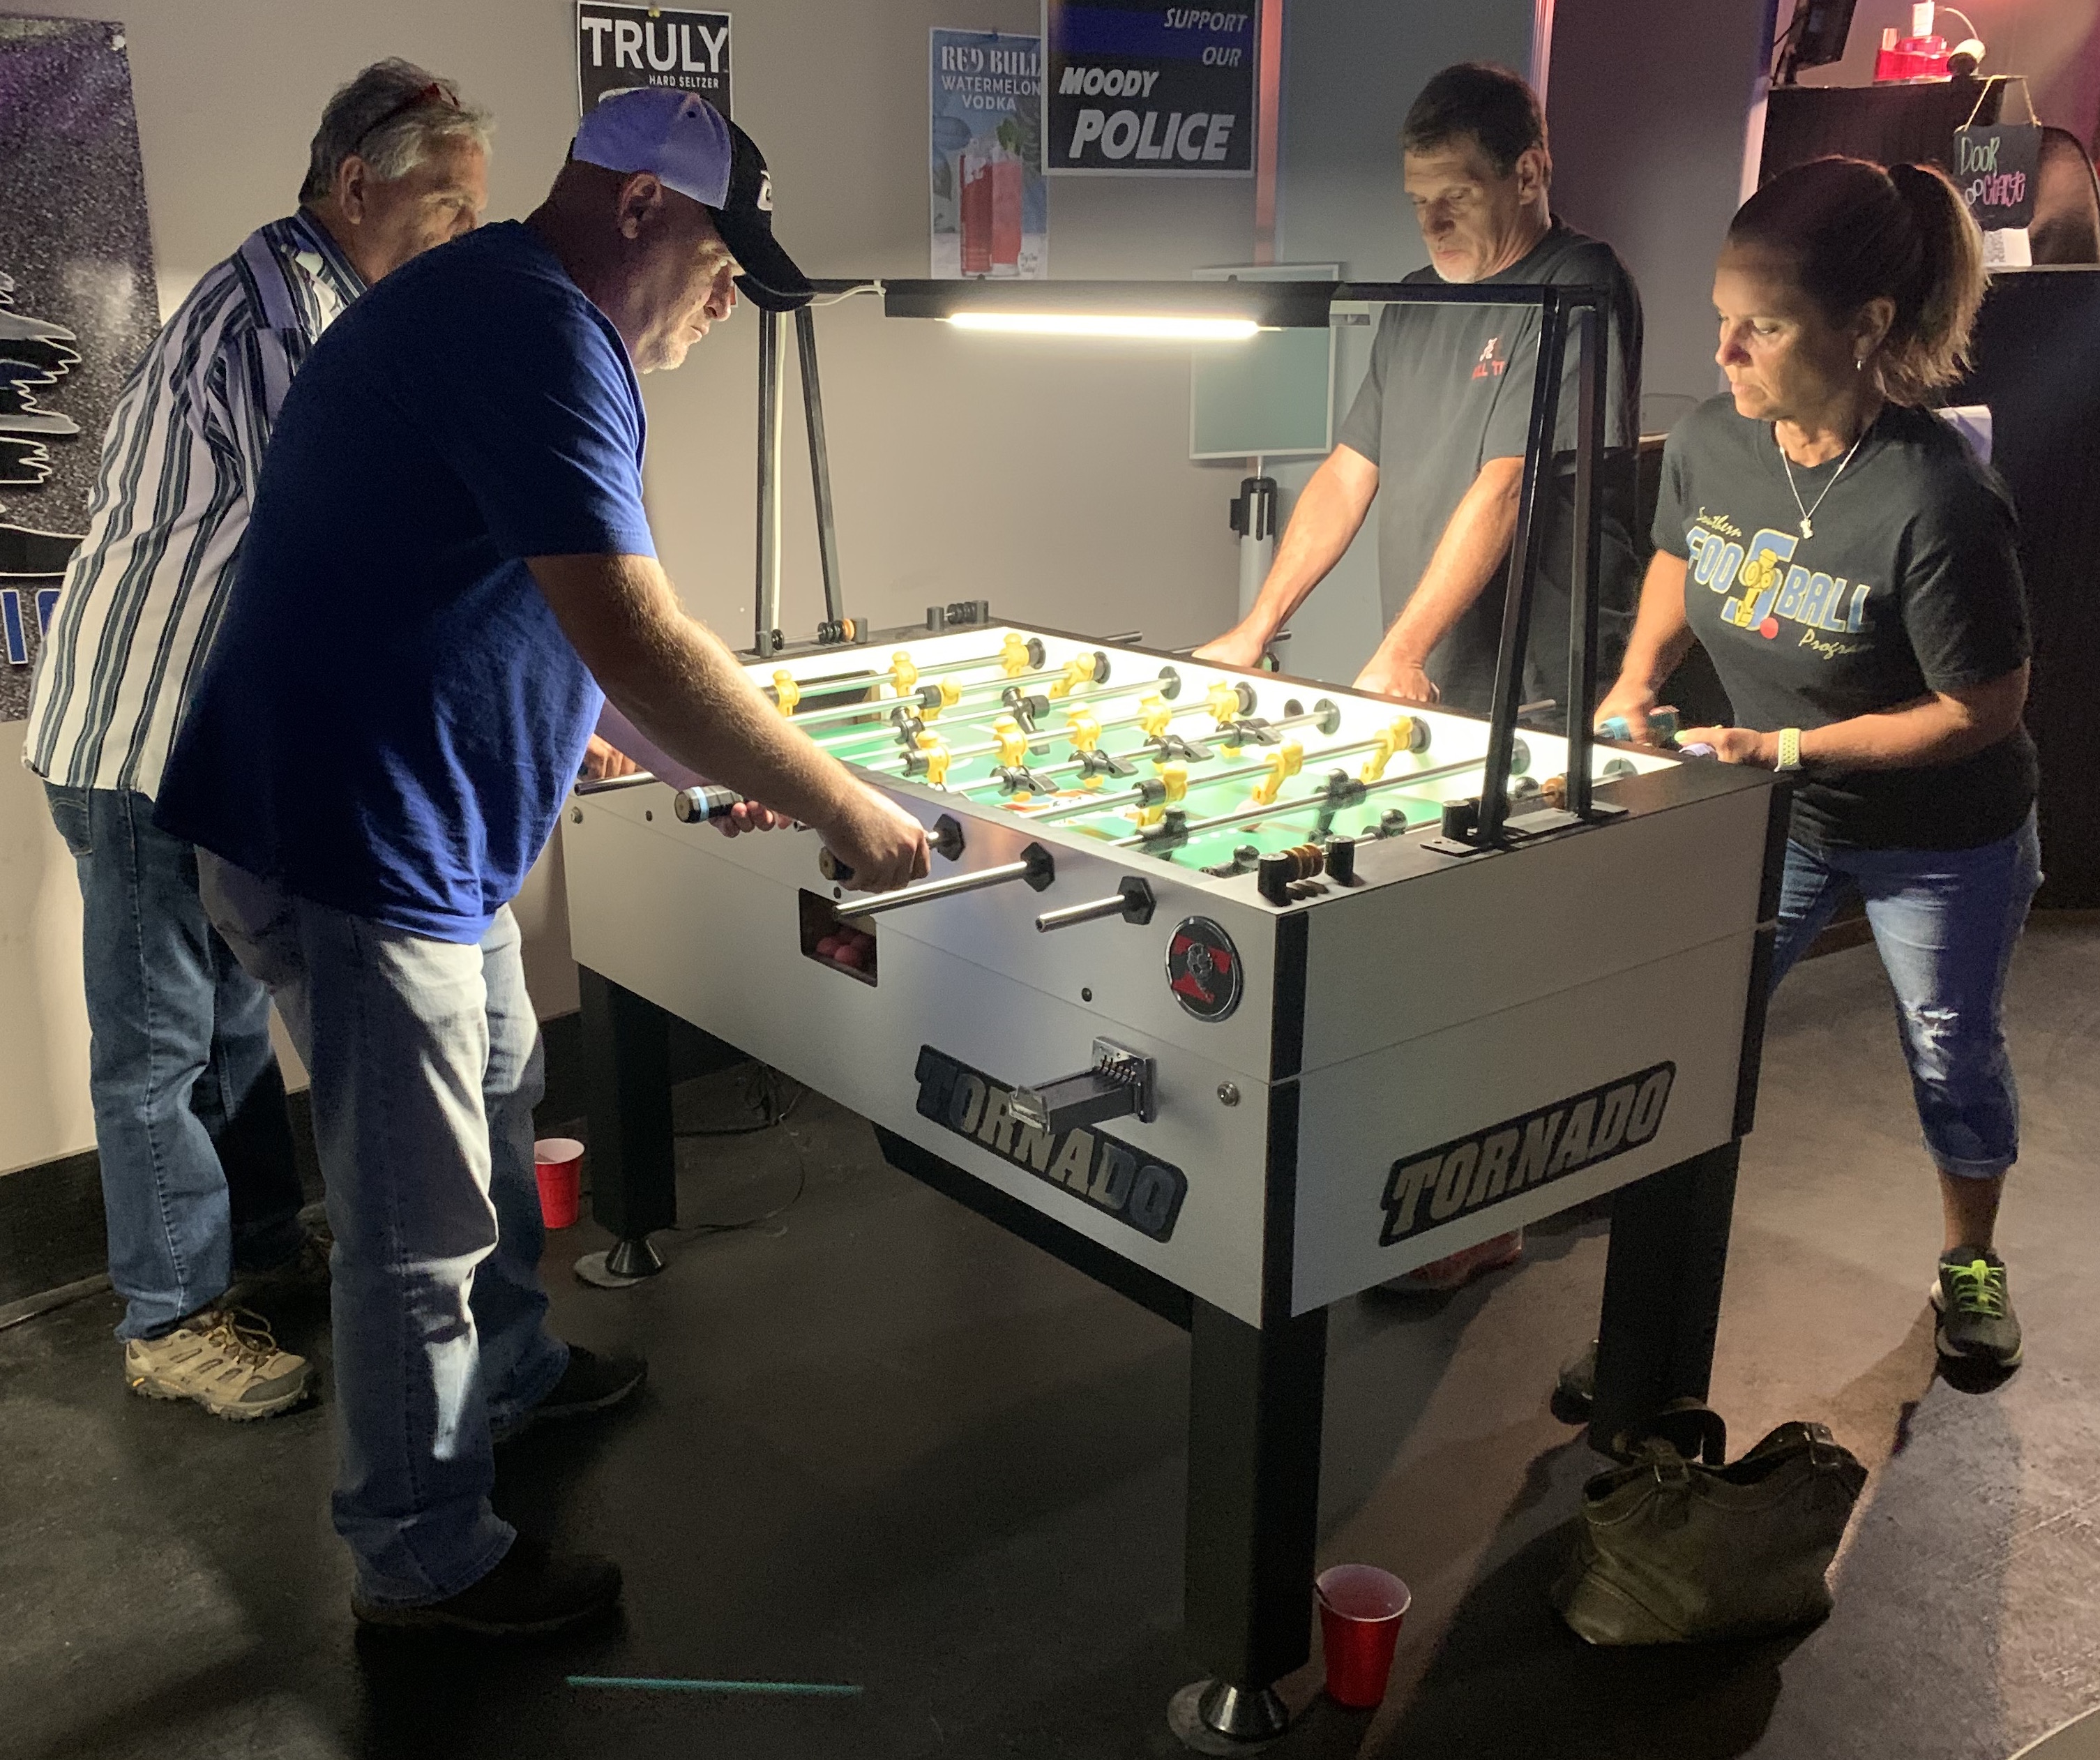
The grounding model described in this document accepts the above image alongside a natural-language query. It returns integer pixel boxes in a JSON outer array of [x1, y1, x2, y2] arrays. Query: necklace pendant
[[1799, 516, 1813, 539]]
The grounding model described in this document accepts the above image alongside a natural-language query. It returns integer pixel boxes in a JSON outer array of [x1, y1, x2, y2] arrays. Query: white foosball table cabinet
[[563, 618, 1789, 1747]]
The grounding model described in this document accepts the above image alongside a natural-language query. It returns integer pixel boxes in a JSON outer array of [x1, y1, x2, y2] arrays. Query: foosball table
[[563, 619, 1788, 1746]]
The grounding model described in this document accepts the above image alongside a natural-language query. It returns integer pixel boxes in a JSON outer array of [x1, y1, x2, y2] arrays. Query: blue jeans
[[43, 785, 305, 1340], [198, 855, 568, 1606], [1769, 810, 2041, 1179]]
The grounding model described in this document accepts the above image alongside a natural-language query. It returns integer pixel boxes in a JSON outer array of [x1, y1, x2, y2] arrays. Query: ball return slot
[[797, 890, 881, 983]]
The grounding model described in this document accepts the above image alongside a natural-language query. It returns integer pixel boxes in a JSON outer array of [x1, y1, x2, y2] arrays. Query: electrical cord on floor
[[666, 1062, 810, 1235], [665, 1156, 808, 1238], [675, 1062, 807, 1137]]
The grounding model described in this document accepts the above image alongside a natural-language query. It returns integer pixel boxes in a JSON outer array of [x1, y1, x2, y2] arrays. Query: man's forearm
[[1241, 450, 1379, 640], [534, 554, 853, 826], [1370, 458, 1525, 666]]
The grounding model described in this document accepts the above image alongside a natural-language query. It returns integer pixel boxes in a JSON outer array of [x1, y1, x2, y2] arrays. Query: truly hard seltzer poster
[[0, 19, 160, 722], [577, 3, 732, 116], [930, 29, 1047, 280], [1043, 0, 1256, 176]]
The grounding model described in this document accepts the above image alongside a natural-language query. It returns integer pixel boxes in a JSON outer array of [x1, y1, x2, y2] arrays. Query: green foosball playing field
[[777, 642, 1583, 875]]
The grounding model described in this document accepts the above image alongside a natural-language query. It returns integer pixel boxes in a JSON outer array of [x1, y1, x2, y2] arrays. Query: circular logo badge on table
[[1167, 917, 1242, 1021]]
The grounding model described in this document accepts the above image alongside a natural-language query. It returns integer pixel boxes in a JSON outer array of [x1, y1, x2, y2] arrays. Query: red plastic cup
[[1316, 1564, 1411, 1708], [533, 1137, 584, 1230]]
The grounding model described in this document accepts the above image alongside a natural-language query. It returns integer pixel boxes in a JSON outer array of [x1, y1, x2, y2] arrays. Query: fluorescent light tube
[[944, 313, 1260, 341]]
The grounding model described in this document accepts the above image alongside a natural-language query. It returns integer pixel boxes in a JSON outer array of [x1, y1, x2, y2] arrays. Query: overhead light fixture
[[880, 278, 1337, 329], [944, 313, 1260, 341]]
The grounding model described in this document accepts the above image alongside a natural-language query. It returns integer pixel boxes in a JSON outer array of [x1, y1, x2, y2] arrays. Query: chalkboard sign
[[1954, 104, 2039, 232]]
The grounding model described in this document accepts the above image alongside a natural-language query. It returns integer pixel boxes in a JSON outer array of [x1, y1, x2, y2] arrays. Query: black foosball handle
[[821, 813, 964, 884]]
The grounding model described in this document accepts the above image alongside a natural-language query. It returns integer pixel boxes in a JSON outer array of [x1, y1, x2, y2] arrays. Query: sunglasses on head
[[354, 81, 457, 153]]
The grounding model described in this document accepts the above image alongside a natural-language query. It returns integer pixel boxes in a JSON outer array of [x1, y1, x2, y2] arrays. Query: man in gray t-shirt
[[1197, 63, 1642, 723]]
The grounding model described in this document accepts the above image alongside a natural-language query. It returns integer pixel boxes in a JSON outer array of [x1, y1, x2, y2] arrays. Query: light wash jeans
[[1769, 808, 2041, 1180], [43, 785, 305, 1339], [199, 855, 568, 1606]]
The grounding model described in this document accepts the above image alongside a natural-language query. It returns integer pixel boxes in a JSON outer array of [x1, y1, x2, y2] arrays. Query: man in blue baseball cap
[[157, 89, 927, 1636]]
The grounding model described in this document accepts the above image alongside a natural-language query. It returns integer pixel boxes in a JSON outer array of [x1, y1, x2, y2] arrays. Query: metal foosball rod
[[765, 635, 1047, 712], [771, 680, 965, 732], [941, 695, 1238, 791], [855, 698, 1145, 777], [894, 645, 1115, 707], [809, 665, 1184, 755], [1022, 712, 1427, 825], [817, 840, 1056, 916], [1107, 744, 1530, 850], [855, 689, 1239, 791], [816, 670, 1244, 762], [879, 631, 1048, 687], [770, 648, 1106, 731], [953, 695, 1342, 799], [854, 677, 1258, 784]]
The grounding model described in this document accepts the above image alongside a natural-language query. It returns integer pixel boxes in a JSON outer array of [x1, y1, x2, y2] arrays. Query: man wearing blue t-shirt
[[158, 89, 928, 1635]]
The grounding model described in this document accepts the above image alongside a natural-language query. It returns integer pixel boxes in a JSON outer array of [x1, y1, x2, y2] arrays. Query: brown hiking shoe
[[123, 1307, 313, 1420]]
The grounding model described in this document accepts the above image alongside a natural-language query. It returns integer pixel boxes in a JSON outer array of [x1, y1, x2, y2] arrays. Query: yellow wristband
[[1776, 727, 1802, 772]]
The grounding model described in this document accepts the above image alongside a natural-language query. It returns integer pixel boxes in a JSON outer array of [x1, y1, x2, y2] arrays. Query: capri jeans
[[1767, 808, 2041, 1180]]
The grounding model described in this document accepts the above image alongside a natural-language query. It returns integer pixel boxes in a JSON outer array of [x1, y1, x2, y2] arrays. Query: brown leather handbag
[[1553, 1402, 1867, 1645]]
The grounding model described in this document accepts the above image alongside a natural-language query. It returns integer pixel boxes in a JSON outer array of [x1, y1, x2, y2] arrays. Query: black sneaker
[[352, 1535, 621, 1636], [1550, 1339, 1599, 1424], [1933, 1247, 2023, 1368], [492, 1345, 647, 1444], [222, 1228, 332, 1313]]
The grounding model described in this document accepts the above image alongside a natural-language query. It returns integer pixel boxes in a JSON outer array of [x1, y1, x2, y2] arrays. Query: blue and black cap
[[572, 87, 813, 312]]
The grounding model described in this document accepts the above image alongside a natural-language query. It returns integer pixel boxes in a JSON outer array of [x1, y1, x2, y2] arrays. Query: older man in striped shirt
[[23, 60, 489, 1417]]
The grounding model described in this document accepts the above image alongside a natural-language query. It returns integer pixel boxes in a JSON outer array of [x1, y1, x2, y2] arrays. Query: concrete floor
[[6, 919, 2100, 1760]]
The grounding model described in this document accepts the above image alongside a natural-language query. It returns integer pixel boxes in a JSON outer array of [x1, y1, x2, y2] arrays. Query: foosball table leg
[[1171, 1300, 1327, 1750], [1587, 1138, 1740, 1454], [575, 965, 677, 1287]]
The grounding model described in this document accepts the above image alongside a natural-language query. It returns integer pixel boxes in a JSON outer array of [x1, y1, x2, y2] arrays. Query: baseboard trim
[[0, 1148, 107, 1311], [0, 1272, 111, 1333]]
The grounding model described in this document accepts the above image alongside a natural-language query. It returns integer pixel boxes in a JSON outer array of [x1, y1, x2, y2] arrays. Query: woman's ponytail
[[1883, 161, 1986, 403], [1728, 156, 1988, 405]]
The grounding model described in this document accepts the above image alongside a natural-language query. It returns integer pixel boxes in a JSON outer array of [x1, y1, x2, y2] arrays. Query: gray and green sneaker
[[123, 1307, 314, 1420], [1932, 1248, 2023, 1368]]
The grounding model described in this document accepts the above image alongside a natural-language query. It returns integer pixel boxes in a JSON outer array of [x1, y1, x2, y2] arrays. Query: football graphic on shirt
[[1723, 544, 1787, 631]]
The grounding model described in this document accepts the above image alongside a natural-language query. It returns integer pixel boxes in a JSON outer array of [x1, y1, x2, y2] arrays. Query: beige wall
[[1, 722, 96, 1174], [0, 0, 1256, 1173]]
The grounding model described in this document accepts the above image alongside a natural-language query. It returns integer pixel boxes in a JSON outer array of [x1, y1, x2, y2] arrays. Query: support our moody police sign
[[1043, 1, 1255, 176]]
